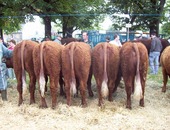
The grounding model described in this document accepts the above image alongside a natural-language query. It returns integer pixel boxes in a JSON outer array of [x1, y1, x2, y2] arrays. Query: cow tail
[[21, 41, 27, 96], [133, 43, 143, 100], [69, 43, 76, 96], [39, 42, 46, 97], [101, 43, 109, 98]]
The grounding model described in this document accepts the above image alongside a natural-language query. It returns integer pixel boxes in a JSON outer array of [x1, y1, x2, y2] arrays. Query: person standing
[[109, 34, 122, 47], [0, 37, 13, 101], [82, 32, 94, 48], [149, 32, 162, 74], [54, 36, 62, 44], [7, 39, 16, 79], [105, 36, 110, 43]]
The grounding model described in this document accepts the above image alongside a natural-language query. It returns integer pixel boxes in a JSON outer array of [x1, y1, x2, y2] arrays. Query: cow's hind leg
[[29, 73, 36, 104], [96, 79, 103, 107], [162, 67, 168, 93], [79, 80, 87, 107], [87, 67, 94, 97], [125, 80, 133, 109], [50, 77, 58, 109], [16, 73, 23, 106], [39, 90, 48, 108], [139, 76, 145, 107], [108, 80, 114, 102], [65, 81, 71, 106]]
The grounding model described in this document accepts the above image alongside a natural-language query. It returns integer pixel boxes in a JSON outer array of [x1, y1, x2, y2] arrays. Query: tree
[[107, 0, 166, 35], [0, 0, 27, 38], [21, 0, 106, 38]]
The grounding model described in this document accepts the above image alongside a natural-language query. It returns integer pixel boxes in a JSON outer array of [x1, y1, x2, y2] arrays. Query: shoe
[[1, 90, 7, 101]]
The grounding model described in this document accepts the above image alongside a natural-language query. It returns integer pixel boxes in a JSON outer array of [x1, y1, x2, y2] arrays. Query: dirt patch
[[0, 76, 170, 130]]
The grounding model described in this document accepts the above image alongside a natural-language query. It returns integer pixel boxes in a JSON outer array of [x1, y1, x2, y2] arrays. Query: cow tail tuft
[[133, 43, 143, 100], [39, 42, 46, 97], [101, 43, 109, 98], [69, 43, 76, 96], [21, 41, 28, 96]]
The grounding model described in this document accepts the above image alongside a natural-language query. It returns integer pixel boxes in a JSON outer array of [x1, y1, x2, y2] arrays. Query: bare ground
[[0, 74, 170, 130]]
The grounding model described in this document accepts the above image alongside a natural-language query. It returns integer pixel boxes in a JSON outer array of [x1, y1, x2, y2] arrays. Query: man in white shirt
[[109, 34, 122, 47]]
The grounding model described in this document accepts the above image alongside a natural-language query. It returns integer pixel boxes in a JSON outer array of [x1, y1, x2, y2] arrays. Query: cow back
[[61, 38, 79, 45]]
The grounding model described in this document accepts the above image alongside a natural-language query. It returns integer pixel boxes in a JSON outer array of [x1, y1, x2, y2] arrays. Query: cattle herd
[[5, 38, 170, 110]]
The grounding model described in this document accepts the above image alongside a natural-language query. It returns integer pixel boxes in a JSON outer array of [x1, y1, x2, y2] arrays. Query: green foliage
[[161, 22, 170, 37], [107, 0, 166, 33]]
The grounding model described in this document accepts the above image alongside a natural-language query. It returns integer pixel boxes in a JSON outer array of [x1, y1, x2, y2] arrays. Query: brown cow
[[120, 42, 148, 109], [33, 41, 62, 109], [160, 46, 170, 93], [13, 40, 38, 106], [93, 42, 120, 106], [62, 42, 91, 107], [61, 37, 79, 45], [133, 39, 170, 55]]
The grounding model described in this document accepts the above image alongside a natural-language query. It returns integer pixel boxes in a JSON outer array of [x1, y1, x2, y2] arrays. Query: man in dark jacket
[[149, 32, 162, 74]]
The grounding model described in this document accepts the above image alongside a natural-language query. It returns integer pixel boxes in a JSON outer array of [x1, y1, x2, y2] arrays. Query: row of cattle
[[5, 39, 170, 110]]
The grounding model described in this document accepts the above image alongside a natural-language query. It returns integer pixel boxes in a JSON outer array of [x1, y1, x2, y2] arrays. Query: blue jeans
[[149, 52, 160, 74]]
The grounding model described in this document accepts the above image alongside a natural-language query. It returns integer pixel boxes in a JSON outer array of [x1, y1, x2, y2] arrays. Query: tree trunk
[[149, 18, 160, 36], [62, 16, 74, 38], [43, 16, 51, 39], [0, 29, 3, 39]]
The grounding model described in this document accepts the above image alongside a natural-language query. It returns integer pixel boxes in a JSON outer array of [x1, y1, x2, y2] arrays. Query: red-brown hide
[[33, 41, 62, 109], [160, 46, 170, 93], [93, 43, 120, 106], [62, 42, 91, 107], [13, 40, 38, 105], [61, 38, 79, 45], [120, 42, 148, 109]]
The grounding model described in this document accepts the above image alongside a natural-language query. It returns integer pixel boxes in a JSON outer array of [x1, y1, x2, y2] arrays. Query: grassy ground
[[147, 67, 163, 84], [1, 66, 170, 130]]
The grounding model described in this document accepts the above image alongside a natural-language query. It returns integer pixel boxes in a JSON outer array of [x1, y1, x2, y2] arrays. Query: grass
[[147, 67, 163, 85]]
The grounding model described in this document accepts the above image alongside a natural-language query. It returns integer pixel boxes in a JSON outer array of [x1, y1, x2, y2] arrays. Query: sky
[[22, 16, 45, 40]]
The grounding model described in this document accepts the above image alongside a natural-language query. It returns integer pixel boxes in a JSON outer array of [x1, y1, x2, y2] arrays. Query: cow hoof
[[162, 88, 166, 93], [89, 91, 94, 97], [81, 104, 87, 108], [39, 104, 48, 109], [30, 100, 35, 105], [18, 100, 23, 106], [98, 104, 106, 111], [126, 105, 132, 110], [52, 106, 56, 109]]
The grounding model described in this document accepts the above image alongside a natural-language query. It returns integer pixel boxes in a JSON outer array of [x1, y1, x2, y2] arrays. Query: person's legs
[[149, 52, 155, 74], [154, 52, 160, 74]]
